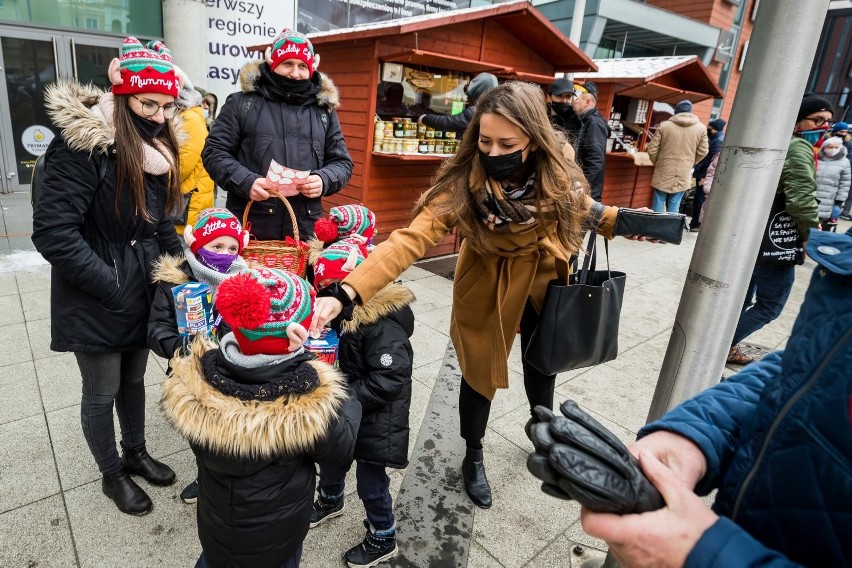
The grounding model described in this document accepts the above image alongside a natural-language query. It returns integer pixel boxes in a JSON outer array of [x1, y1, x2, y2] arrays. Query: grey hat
[[467, 73, 498, 104], [674, 100, 693, 114]]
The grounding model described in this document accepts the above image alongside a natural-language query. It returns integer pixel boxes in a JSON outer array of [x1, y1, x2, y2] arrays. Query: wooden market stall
[[574, 56, 724, 208], [307, 0, 596, 256]]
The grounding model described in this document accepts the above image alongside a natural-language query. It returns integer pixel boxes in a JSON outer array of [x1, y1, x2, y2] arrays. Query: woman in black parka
[[31, 38, 183, 516], [201, 29, 353, 241]]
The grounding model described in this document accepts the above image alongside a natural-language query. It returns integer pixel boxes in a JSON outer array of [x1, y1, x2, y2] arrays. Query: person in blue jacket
[[581, 226, 852, 567]]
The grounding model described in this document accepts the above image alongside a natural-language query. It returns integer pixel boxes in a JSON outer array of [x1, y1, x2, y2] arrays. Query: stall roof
[[574, 55, 723, 102], [307, 1, 597, 73]]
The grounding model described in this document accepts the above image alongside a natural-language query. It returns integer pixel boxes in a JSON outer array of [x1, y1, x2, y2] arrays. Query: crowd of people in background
[[28, 22, 851, 568]]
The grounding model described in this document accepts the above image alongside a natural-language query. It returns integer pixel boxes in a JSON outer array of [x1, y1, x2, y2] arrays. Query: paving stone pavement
[[0, 189, 843, 568]]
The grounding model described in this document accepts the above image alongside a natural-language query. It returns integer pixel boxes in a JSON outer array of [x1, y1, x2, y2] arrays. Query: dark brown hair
[[413, 81, 589, 255], [113, 95, 181, 222]]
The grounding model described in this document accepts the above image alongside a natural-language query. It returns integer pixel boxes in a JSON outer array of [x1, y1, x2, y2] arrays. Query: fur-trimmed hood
[[44, 81, 113, 155], [151, 253, 190, 286], [161, 338, 349, 460], [238, 60, 340, 110]]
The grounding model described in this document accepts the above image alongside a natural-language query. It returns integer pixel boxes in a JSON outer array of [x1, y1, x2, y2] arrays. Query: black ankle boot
[[102, 468, 153, 515], [121, 442, 176, 486], [462, 448, 492, 509]]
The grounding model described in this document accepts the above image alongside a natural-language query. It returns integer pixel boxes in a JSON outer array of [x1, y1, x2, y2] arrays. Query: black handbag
[[612, 208, 687, 244], [524, 235, 627, 376], [174, 189, 197, 226], [756, 192, 804, 266]]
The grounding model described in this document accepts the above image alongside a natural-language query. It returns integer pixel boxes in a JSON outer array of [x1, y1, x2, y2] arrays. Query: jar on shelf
[[417, 123, 427, 137], [403, 120, 417, 139], [434, 130, 444, 139], [444, 131, 456, 140], [425, 127, 435, 139], [434, 141, 445, 154], [403, 139, 418, 154], [381, 139, 392, 152], [418, 139, 428, 154], [426, 140, 435, 153], [393, 119, 405, 138]]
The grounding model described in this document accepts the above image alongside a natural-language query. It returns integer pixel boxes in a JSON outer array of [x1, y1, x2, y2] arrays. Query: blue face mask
[[203, 109, 209, 119], [196, 248, 238, 273]]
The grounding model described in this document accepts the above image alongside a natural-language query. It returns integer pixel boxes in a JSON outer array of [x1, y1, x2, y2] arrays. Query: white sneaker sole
[[346, 545, 399, 568], [309, 503, 345, 528]]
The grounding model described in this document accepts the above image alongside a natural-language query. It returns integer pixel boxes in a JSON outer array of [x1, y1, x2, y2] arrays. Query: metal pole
[[569, 0, 587, 45], [645, 0, 831, 422]]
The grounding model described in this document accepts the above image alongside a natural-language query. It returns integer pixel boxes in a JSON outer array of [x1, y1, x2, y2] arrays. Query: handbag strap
[[575, 235, 612, 285], [242, 192, 301, 242]]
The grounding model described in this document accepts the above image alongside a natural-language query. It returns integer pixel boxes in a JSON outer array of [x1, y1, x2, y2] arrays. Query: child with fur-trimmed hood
[[306, 205, 415, 568], [161, 267, 361, 568]]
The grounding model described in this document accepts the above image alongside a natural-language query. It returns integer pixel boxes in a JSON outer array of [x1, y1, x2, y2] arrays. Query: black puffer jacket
[[202, 61, 353, 242], [32, 81, 182, 353], [161, 339, 361, 568], [335, 284, 415, 468]]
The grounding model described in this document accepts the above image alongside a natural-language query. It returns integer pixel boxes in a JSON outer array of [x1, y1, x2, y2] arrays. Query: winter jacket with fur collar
[[161, 339, 361, 568], [32, 81, 182, 352], [201, 61, 353, 242]]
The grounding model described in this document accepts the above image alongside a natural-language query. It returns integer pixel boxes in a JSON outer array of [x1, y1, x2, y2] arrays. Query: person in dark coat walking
[[546, 77, 581, 140], [202, 29, 353, 242], [31, 37, 184, 516], [689, 118, 726, 231], [305, 207, 414, 568], [581, 226, 852, 568], [161, 268, 362, 568], [571, 82, 608, 201], [418, 73, 498, 135]]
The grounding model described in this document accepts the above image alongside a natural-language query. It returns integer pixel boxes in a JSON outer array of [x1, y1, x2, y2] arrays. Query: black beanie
[[796, 93, 833, 122]]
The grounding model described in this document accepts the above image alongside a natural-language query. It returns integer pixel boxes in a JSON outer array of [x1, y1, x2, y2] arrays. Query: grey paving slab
[[471, 432, 582, 567], [16, 263, 52, 292], [557, 364, 656, 434], [401, 263, 439, 282], [26, 318, 59, 360], [0, 321, 33, 365], [415, 304, 452, 337], [20, 288, 50, 321], [144, 352, 169, 386], [409, 326, 452, 368], [0, 494, 77, 568], [565, 519, 609, 554], [525, 533, 607, 568], [0, 292, 24, 326], [412, 358, 443, 390], [0, 360, 42, 425], [469, 539, 506, 567], [36, 352, 83, 412], [486, 366, 529, 422], [65, 449, 200, 568], [0, 271, 18, 296], [0, 414, 60, 512], [404, 275, 454, 314]]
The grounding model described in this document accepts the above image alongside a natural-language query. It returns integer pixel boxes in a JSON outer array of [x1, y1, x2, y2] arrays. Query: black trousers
[[459, 301, 556, 448]]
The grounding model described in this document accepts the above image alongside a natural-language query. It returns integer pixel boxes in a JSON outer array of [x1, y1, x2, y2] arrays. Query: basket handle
[[243, 191, 301, 242]]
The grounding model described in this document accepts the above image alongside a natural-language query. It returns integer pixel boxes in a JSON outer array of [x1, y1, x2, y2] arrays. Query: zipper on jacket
[[113, 259, 120, 288], [730, 324, 852, 520]]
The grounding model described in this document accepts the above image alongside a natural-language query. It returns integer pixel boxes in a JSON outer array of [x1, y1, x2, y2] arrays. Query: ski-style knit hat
[[216, 268, 315, 356], [796, 93, 833, 122], [110, 37, 178, 98], [313, 239, 368, 290], [314, 205, 376, 244], [184, 208, 249, 255], [269, 29, 316, 73]]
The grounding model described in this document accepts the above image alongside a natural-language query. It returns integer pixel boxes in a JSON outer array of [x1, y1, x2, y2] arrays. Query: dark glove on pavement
[[526, 399, 665, 514]]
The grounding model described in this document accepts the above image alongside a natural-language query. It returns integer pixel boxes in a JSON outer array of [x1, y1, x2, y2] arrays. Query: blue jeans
[[651, 189, 685, 213], [319, 460, 395, 531], [732, 264, 796, 345], [75, 349, 149, 475], [195, 547, 302, 568]]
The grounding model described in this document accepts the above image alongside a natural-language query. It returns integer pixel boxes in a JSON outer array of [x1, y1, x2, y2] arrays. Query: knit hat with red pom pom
[[185, 208, 249, 255], [313, 239, 368, 290], [111, 37, 178, 98], [268, 29, 316, 74], [215, 268, 315, 355], [314, 205, 376, 244]]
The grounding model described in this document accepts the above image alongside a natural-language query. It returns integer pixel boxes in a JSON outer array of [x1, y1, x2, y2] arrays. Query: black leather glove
[[526, 399, 665, 514], [316, 282, 355, 322]]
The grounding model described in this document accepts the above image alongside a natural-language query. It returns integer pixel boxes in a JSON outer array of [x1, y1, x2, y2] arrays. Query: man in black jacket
[[202, 30, 353, 242], [547, 78, 581, 139], [418, 73, 498, 135], [572, 82, 609, 201], [689, 118, 726, 231]]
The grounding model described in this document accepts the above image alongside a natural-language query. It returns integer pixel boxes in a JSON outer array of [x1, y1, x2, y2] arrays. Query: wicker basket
[[241, 194, 308, 276]]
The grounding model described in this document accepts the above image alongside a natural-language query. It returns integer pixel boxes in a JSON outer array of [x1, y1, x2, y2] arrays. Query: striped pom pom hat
[[313, 205, 376, 244], [313, 239, 368, 290], [111, 37, 178, 98], [215, 268, 315, 355], [269, 29, 315, 73]]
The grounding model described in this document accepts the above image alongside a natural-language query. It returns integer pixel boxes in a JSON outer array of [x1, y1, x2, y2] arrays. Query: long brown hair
[[113, 95, 182, 222], [414, 81, 589, 255]]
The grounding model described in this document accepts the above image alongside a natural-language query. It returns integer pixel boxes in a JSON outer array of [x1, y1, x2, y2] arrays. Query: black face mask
[[130, 110, 166, 140], [549, 102, 573, 116], [261, 63, 314, 102], [479, 144, 529, 181]]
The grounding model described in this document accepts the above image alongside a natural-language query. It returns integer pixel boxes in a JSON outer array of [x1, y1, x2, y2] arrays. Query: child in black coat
[[148, 207, 249, 502], [307, 206, 415, 568]]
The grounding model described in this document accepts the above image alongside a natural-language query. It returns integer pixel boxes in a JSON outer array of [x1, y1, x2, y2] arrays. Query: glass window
[[376, 65, 472, 120], [2, 0, 162, 37]]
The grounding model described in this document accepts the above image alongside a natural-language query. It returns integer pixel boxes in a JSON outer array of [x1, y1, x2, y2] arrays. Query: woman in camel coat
[[312, 82, 631, 510]]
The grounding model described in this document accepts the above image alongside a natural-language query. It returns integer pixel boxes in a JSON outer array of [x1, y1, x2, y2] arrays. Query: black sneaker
[[344, 520, 398, 568], [180, 479, 199, 504], [309, 492, 344, 528]]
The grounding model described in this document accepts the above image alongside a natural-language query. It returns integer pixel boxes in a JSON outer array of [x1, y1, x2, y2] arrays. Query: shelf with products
[[371, 151, 452, 162]]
